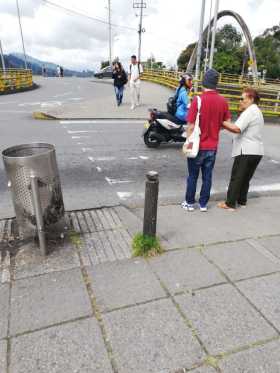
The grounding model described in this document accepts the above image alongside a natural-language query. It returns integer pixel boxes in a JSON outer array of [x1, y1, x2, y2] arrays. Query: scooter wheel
[[143, 131, 161, 148]]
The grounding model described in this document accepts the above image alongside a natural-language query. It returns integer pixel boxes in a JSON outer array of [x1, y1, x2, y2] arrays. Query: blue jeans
[[185, 150, 217, 207], [114, 85, 124, 104]]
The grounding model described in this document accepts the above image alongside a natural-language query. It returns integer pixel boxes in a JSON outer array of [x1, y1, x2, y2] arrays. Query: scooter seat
[[156, 119, 182, 130]]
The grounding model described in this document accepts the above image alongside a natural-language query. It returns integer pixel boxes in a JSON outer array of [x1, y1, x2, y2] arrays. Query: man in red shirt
[[182, 68, 231, 211]]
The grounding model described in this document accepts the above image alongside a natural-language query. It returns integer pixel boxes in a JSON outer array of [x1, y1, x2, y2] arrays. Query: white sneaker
[[130, 105, 135, 110], [181, 201, 195, 211], [199, 205, 208, 212]]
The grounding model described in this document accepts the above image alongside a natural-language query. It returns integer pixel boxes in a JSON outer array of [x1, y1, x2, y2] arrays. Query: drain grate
[[1, 207, 133, 266]]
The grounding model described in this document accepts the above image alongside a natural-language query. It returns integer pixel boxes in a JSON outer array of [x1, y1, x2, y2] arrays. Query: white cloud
[[0, 0, 279, 71]]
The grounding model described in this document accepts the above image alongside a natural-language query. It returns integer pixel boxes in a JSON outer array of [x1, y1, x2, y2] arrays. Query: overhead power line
[[41, 0, 137, 32]]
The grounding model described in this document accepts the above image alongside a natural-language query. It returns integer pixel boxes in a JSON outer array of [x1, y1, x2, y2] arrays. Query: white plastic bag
[[182, 96, 201, 158]]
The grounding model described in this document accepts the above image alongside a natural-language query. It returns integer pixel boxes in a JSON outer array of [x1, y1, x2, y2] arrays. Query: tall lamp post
[[194, 0, 206, 92], [16, 0, 28, 69], [209, 0, 219, 68], [0, 39, 6, 72]]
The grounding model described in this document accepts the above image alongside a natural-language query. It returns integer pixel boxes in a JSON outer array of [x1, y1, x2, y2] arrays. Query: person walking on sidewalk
[[182, 68, 231, 212], [112, 62, 128, 106], [128, 55, 143, 110], [218, 88, 264, 211]]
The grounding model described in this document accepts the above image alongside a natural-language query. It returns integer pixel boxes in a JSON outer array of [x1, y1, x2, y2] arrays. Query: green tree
[[254, 25, 280, 78], [177, 43, 195, 70], [101, 60, 110, 68]]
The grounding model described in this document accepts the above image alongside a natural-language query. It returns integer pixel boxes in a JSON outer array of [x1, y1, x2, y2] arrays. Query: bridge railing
[[142, 69, 280, 117], [0, 69, 33, 93]]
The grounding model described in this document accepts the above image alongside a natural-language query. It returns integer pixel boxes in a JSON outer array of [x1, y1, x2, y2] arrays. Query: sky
[[0, 0, 279, 71]]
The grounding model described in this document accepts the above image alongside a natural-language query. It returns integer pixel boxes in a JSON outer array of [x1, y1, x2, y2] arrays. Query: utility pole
[[108, 0, 112, 65], [209, 0, 219, 68], [16, 0, 28, 69], [133, 0, 146, 62], [0, 39, 6, 72], [195, 0, 206, 92]]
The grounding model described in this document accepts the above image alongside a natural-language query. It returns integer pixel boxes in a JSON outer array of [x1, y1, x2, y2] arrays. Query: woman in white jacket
[[218, 88, 264, 210]]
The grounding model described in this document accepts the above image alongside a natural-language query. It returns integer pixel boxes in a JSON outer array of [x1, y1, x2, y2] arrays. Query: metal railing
[[142, 69, 280, 117], [0, 68, 33, 93]]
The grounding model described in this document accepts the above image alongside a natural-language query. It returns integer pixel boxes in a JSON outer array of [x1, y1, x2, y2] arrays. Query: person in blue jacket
[[174, 74, 192, 123], [156, 74, 192, 125]]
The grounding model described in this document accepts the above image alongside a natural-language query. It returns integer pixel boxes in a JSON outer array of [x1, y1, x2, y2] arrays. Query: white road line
[[59, 120, 143, 125], [53, 92, 73, 98], [18, 102, 41, 107], [96, 167, 102, 172], [71, 136, 90, 139], [105, 177, 132, 185], [128, 157, 138, 160], [270, 159, 280, 164], [67, 130, 98, 134], [251, 183, 280, 192], [117, 192, 132, 200], [88, 157, 95, 162], [139, 155, 149, 160], [77, 142, 85, 145]]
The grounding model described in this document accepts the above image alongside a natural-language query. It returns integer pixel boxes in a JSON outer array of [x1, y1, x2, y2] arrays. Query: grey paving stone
[[148, 249, 225, 295], [175, 284, 277, 355], [220, 339, 280, 372], [103, 298, 205, 373], [258, 236, 280, 259], [204, 241, 280, 281], [13, 240, 81, 280], [0, 340, 7, 373], [237, 273, 280, 331], [88, 259, 165, 312], [0, 284, 9, 339], [10, 318, 113, 373], [10, 268, 92, 335]]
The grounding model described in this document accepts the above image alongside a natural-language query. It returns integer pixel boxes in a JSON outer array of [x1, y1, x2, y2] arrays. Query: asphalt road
[[0, 77, 280, 218]]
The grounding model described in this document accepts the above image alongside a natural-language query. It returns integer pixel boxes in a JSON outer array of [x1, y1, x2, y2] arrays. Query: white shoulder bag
[[182, 96, 201, 158]]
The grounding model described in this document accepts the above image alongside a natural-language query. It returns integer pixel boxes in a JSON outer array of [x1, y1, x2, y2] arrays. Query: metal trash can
[[2, 143, 64, 253]]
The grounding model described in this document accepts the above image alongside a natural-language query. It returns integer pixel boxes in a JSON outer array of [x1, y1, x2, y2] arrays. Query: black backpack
[[167, 87, 181, 115]]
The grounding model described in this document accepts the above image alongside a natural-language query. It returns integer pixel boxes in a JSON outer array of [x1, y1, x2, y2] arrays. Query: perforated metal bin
[[2, 143, 64, 239]]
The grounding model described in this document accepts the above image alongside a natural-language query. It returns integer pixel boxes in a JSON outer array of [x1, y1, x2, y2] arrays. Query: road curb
[[1, 190, 280, 221], [32, 113, 147, 121], [32, 111, 60, 120]]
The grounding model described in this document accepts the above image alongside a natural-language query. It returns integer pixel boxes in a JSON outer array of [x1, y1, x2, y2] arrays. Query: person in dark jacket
[[112, 62, 127, 106]]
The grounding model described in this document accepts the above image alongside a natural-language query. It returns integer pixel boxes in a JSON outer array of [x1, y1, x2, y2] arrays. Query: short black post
[[143, 171, 159, 237]]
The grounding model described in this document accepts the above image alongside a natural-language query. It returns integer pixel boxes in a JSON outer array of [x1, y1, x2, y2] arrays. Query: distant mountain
[[1, 53, 94, 77]]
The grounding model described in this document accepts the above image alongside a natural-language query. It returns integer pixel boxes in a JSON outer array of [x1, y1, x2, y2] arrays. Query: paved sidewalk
[[1, 196, 280, 372]]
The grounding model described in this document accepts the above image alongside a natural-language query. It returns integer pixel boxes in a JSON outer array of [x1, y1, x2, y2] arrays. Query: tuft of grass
[[132, 233, 163, 257]]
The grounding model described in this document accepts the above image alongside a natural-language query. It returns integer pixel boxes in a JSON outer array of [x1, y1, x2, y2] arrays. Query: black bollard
[[143, 171, 159, 237]]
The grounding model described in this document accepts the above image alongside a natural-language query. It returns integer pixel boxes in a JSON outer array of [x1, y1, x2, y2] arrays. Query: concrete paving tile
[[237, 273, 280, 331], [204, 241, 280, 281], [0, 284, 9, 339], [13, 240, 81, 280], [10, 318, 113, 373], [175, 284, 277, 355], [103, 298, 205, 373], [258, 236, 280, 259], [148, 249, 226, 294], [88, 259, 165, 312], [10, 268, 92, 335], [220, 339, 280, 372], [0, 340, 7, 373]]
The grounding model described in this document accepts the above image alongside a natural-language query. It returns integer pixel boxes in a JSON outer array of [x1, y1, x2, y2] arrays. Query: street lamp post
[[209, 0, 219, 68], [195, 0, 206, 92], [16, 0, 28, 70], [0, 39, 6, 72]]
